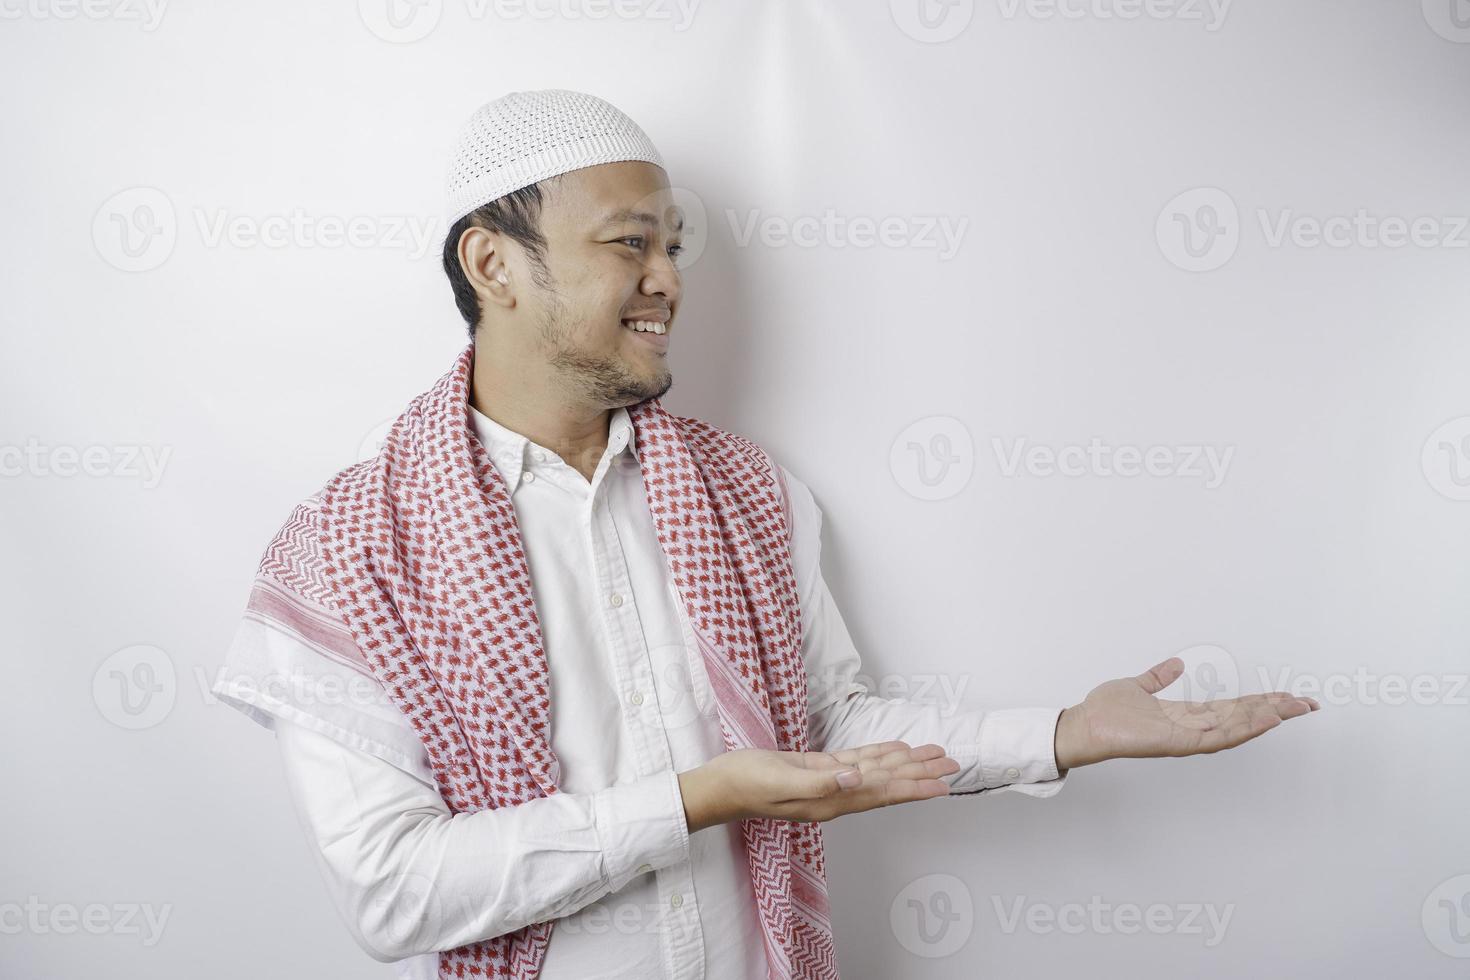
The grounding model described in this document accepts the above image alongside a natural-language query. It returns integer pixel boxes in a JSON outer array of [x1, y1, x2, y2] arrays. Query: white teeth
[[624, 320, 667, 335]]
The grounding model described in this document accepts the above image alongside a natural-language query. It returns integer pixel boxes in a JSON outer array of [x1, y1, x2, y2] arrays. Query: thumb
[[1136, 657, 1184, 695], [805, 768, 862, 796]]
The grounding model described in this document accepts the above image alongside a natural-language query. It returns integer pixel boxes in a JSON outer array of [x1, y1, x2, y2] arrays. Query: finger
[[793, 744, 958, 798], [823, 741, 945, 771], [1263, 692, 1320, 711], [793, 747, 932, 796], [1136, 657, 1185, 695], [877, 776, 954, 805], [1193, 697, 1282, 754], [823, 741, 911, 767], [816, 773, 950, 811], [842, 745, 928, 778], [1232, 697, 1288, 743], [890, 743, 951, 766], [889, 750, 960, 779], [1244, 692, 1319, 712], [1165, 693, 1317, 731], [795, 752, 856, 772], [861, 743, 948, 774], [791, 764, 867, 798], [774, 774, 954, 822], [814, 752, 960, 801], [788, 741, 910, 771], [860, 757, 961, 785], [1271, 697, 1315, 720]]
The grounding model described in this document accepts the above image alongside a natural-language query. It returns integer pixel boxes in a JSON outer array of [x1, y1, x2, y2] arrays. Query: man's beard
[[536, 298, 673, 407]]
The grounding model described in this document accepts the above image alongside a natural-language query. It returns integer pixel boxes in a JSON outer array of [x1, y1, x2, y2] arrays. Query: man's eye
[[619, 237, 683, 260]]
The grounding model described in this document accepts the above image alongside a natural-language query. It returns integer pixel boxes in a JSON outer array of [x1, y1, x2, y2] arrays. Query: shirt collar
[[466, 403, 637, 488]]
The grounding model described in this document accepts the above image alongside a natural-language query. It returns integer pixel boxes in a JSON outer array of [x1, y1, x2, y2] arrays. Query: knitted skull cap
[[444, 89, 665, 225]]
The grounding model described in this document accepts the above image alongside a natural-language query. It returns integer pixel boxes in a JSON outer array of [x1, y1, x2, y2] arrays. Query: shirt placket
[[582, 454, 707, 980]]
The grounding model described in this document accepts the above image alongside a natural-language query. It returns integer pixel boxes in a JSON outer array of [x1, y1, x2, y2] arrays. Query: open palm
[[681, 740, 961, 831], [1055, 657, 1320, 770]]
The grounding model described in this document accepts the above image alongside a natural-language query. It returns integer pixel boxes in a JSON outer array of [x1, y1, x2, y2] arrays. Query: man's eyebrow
[[597, 208, 685, 233]]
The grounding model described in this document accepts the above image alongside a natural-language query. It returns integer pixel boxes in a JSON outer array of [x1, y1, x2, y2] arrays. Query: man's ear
[[460, 226, 514, 311]]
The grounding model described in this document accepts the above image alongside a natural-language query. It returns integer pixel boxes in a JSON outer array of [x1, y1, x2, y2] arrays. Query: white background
[[2, 0, 1468, 977]]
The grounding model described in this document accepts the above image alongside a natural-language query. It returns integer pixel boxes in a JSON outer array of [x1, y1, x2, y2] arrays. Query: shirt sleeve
[[272, 717, 693, 963], [213, 567, 695, 963], [774, 462, 1071, 799], [211, 590, 436, 782]]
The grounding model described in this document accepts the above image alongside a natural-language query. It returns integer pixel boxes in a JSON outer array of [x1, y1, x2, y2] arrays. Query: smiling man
[[212, 89, 1319, 980], [450, 156, 680, 481]]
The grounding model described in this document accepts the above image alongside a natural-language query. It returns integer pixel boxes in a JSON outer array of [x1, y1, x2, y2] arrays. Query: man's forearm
[[275, 720, 692, 960], [809, 690, 1067, 795]]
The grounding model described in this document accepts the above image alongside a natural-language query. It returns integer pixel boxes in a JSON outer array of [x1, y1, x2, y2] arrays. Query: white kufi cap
[[444, 89, 665, 224]]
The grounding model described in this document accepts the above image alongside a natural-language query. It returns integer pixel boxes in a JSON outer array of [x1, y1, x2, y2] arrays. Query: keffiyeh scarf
[[257, 344, 837, 979]]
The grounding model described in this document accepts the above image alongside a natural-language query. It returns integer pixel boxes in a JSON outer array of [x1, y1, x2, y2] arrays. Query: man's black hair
[[441, 181, 555, 339]]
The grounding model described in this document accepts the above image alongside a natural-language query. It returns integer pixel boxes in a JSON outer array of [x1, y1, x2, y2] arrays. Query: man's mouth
[[622, 318, 670, 352], [621, 319, 668, 335]]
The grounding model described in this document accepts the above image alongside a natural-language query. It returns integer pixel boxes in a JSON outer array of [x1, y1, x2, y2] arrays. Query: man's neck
[[470, 345, 612, 481]]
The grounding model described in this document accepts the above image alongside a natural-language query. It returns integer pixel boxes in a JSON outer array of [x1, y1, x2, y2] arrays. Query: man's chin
[[631, 367, 673, 404], [550, 343, 672, 406]]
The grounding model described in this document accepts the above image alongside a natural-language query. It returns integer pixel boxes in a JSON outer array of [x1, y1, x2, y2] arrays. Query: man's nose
[[641, 256, 681, 305]]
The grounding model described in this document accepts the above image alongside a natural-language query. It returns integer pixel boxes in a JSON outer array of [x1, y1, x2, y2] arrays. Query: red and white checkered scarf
[[295, 343, 837, 979]]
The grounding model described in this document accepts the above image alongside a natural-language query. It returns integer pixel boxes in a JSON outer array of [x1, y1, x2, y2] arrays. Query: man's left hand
[[1053, 657, 1321, 772]]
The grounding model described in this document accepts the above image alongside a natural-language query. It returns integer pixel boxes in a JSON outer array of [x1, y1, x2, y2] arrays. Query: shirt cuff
[[952, 707, 1070, 799], [592, 769, 692, 893]]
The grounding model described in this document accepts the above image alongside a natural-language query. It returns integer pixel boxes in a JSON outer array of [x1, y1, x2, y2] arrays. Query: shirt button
[[670, 893, 683, 909], [636, 863, 653, 874], [609, 593, 623, 607], [533, 450, 547, 463], [1005, 767, 1020, 780], [630, 691, 644, 706], [523, 471, 536, 483]]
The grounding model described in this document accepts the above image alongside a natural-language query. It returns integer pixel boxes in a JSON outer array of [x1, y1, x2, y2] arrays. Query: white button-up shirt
[[213, 403, 1068, 980]]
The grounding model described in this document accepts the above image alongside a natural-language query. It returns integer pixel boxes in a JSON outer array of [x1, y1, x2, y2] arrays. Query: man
[[212, 89, 1319, 980]]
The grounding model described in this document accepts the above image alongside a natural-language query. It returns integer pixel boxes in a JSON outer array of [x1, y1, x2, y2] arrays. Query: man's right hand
[[676, 741, 961, 833]]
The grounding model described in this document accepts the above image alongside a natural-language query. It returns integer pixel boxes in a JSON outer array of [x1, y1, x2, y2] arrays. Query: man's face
[[511, 161, 684, 408]]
